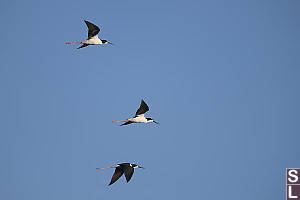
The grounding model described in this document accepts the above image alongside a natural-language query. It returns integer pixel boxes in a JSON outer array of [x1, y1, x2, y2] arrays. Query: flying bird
[[112, 99, 159, 126], [96, 163, 144, 185], [66, 20, 113, 49]]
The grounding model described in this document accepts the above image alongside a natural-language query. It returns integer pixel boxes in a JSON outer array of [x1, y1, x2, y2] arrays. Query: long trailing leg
[[65, 41, 85, 45], [112, 119, 130, 123], [96, 166, 118, 170]]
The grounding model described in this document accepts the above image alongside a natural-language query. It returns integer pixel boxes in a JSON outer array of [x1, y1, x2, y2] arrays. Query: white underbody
[[128, 114, 149, 123], [85, 35, 102, 45]]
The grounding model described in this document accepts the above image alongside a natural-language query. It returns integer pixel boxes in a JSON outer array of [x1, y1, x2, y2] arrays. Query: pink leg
[[96, 166, 118, 170], [65, 41, 86, 45], [112, 120, 130, 122]]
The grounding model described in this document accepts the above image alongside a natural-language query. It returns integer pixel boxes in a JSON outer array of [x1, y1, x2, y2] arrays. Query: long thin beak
[[139, 166, 145, 169], [153, 121, 159, 124], [108, 42, 114, 45]]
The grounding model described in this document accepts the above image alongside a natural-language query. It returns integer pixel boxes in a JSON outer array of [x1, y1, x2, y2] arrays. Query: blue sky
[[0, 0, 300, 199]]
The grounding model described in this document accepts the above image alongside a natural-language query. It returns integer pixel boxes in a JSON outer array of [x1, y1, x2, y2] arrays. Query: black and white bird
[[112, 99, 159, 126], [66, 20, 113, 49], [96, 163, 144, 185]]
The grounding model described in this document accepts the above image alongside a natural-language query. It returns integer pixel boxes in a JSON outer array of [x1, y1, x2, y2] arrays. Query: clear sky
[[0, 0, 299, 199]]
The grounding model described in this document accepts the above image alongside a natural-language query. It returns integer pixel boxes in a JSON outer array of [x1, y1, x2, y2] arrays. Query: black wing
[[109, 167, 123, 185], [135, 99, 149, 116], [123, 166, 134, 183], [120, 121, 133, 126], [77, 44, 89, 49], [84, 20, 100, 39]]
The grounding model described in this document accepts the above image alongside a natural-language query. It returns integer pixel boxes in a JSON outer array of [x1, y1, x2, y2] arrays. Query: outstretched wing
[[77, 44, 89, 49], [109, 167, 123, 185], [84, 20, 100, 39], [120, 121, 133, 126], [123, 166, 134, 183], [135, 99, 149, 116]]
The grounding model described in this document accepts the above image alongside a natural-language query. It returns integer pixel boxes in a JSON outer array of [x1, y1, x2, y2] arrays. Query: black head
[[101, 39, 114, 45], [146, 118, 159, 124], [131, 164, 144, 169]]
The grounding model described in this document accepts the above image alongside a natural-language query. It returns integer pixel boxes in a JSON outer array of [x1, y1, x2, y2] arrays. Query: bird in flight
[[96, 163, 144, 185], [112, 99, 159, 126], [66, 20, 113, 49]]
